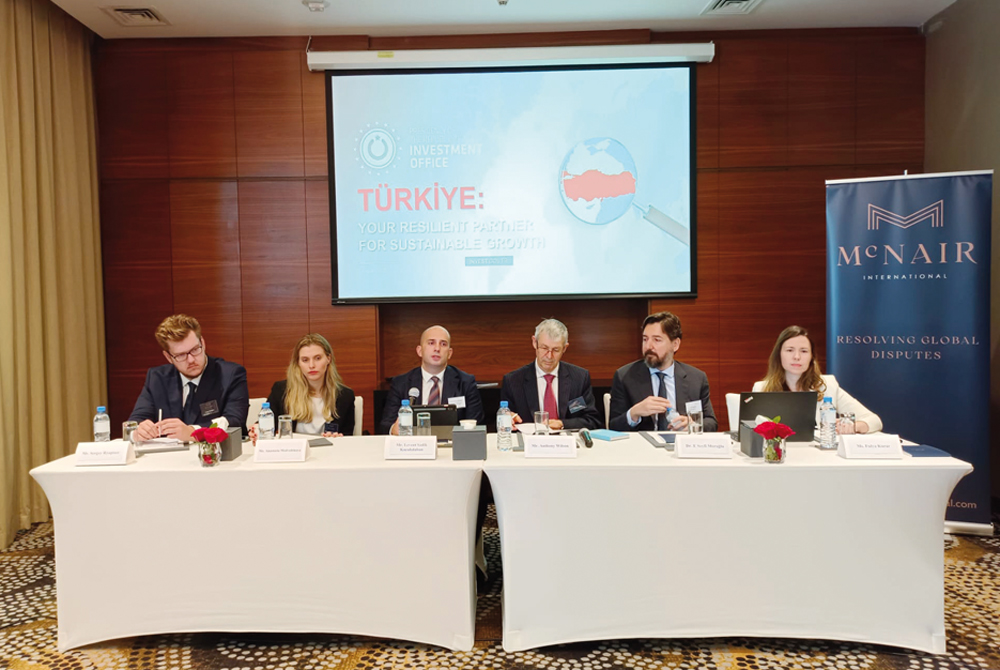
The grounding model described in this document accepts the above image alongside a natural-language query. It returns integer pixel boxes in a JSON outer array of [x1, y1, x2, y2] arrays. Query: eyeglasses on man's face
[[168, 342, 204, 363]]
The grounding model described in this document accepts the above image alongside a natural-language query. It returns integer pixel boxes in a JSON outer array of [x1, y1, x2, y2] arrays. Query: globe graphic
[[559, 138, 638, 225]]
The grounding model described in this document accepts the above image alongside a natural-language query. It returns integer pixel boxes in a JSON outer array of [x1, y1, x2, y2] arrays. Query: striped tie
[[428, 376, 440, 406]]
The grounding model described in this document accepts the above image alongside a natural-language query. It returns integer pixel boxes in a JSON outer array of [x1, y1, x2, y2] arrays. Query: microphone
[[407, 387, 420, 406]]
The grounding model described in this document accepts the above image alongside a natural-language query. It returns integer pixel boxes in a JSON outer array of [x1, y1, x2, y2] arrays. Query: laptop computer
[[411, 404, 459, 443], [738, 391, 816, 442]]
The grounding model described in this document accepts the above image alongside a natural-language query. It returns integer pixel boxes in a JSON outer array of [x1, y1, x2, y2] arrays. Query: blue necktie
[[657, 372, 668, 430]]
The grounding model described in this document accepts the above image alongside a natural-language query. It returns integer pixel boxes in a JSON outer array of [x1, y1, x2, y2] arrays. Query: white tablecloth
[[31, 437, 483, 651], [483, 434, 971, 653]]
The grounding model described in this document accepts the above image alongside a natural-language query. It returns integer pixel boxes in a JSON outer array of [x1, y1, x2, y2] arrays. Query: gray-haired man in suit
[[609, 311, 718, 432]]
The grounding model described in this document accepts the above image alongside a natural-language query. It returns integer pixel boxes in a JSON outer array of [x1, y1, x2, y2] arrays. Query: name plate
[[838, 433, 903, 459], [524, 435, 577, 458], [674, 433, 733, 459], [384, 436, 437, 460], [254, 438, 310, 463], [76, 440, 135, 466]]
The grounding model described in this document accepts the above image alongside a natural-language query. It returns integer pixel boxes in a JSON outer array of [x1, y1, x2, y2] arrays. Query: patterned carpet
[[2, 510, 998, 670]]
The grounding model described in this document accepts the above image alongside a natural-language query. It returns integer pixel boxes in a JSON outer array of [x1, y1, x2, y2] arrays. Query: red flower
[[753, 421, 796, 441], [192, 426, 229, 444], [202, 453, 214, 464]]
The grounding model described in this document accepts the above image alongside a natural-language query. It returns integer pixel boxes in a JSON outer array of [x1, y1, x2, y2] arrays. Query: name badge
[[385, 436, 437, 460], [838, 434, 903, 459], [685, 400, 703, 414], [254, 438, 310, 463], [675, 434, 733, 459], [200, 399, 219, 417], [448, 395, 466, 409], [76, 440, 136, 466], [524, 434, 577, 458]]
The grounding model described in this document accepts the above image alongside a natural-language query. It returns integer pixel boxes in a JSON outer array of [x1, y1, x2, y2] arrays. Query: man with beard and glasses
[[608, 311, 718, 432]]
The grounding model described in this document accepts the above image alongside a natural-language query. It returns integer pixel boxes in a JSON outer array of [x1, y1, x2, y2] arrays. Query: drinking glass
[[278, 415, 293, 438], [837, 412, 856, 435], [688, 410, 704, 434], [122, 420, 139, 445], [416, 412, 432, 436], [534, 410, 550, 435]]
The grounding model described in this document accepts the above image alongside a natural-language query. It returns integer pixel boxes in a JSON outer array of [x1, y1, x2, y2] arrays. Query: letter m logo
[[868, 200, 944, 230]]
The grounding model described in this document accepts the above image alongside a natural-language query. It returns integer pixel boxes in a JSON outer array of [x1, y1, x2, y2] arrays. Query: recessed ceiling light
[[302, 0, 328, 12]]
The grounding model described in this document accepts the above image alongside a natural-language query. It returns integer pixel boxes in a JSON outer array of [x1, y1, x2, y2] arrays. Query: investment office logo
[[356, 123, 398, 173], [867, 200, 943, 230]]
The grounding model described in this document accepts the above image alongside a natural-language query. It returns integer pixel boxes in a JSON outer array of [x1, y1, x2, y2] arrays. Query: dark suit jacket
[[378, 365, 484, 434], [500, 362, 601, 430], [609, 359, 718, 432], [128, 356, 250, 436], [265, 379, 356, 436]]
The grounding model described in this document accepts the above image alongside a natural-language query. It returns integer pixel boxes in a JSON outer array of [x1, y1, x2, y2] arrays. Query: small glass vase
[[198, 442, 222, 467], [763, 438, 786, 464]]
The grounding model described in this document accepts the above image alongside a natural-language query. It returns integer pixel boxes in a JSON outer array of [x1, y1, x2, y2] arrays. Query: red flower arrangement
[[191, 426, 229, 445], [753, 420, 796, 441], [753, 417, 795, 463], [192, 425, 229, 466]]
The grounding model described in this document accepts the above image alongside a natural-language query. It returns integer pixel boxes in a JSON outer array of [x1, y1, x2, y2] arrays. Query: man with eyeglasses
[[129, 314, 249, 442], [500, 318, 600, 431]]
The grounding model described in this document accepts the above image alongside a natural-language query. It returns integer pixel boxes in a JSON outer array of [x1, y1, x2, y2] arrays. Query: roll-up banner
[[826, 170, 993, 533]]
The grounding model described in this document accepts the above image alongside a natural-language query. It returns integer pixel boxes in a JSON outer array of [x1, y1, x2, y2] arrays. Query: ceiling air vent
[[701, 0, 765, 16], [100, 6, 170, 27]]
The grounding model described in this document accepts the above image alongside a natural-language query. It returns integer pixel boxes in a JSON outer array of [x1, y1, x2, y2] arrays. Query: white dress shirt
[[627, 363, 676, 427]]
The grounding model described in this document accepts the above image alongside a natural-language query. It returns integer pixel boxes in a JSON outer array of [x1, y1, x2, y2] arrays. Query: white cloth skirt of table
[[484, 435, 971, 653], [31, 437, 483, 651]]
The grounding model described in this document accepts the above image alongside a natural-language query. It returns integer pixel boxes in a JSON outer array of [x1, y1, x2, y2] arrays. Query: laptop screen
[[738, 391, 816, 442]]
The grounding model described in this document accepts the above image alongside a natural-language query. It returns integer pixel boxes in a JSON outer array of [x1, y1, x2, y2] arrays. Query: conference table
[[30, 438, 483, 652], [32, 433, 969, 655], [484, 434, 971, 654]]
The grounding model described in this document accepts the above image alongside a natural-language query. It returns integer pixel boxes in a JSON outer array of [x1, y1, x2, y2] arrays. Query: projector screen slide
[[327, 63, 695, 302]]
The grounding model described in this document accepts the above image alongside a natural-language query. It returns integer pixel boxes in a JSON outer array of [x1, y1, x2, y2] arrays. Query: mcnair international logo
[[867, 200, 943, 230], [837, 197, 976, 268]]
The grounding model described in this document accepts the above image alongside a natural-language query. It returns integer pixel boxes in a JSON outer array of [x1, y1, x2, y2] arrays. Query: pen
[[157, 409, 162, 436]]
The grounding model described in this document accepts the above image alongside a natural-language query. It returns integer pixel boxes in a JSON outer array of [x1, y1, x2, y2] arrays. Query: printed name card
[[254, 439, 310, 463], [674, 434, 733, 459], [524, 434, 577, 458], [75, 440, 136, 466], [685, 400, 703, 414], [837, 434, 903, 459], [384, 436, 437, 460]]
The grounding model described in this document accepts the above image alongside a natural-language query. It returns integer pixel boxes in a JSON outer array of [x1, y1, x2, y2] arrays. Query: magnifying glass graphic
[[559, 137, 689, 247]]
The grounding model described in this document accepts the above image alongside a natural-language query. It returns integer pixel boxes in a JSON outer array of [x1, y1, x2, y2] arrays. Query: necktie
[[657, 372, 668, 431], [428, 376, 440, 406], [183, 381, 198, 424], [543, 374, 558, 420]]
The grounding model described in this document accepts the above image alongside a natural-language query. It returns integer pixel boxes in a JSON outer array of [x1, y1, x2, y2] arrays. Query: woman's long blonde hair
[[284, 334, 343, 423], [761, 325, 826, 400]]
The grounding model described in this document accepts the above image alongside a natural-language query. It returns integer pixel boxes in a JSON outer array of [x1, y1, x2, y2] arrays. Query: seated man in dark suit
[[379, 325, 485, 435], [609, 311, 718, 432], [130, 314, 249, 441], [500, 318, 601, 431]]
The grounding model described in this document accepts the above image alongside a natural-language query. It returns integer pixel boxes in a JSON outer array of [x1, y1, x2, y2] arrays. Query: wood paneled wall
[[95, 29, 924, 433]]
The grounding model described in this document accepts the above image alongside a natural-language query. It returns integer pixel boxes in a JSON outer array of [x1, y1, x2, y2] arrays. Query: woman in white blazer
[[752, 326, 882, 434]]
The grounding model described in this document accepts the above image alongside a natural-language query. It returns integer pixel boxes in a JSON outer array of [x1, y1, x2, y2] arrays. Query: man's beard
[[643, 350, 665, 368]]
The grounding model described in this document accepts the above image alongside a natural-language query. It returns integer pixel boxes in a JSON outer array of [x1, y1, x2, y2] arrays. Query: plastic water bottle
[[398, 399, 413, 436], [666, 406, 681, 430], [93, 406, 111, 442], [258, 402, 275, 439], [497, 401, 513, 451], [819, 396, 837, 450]]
